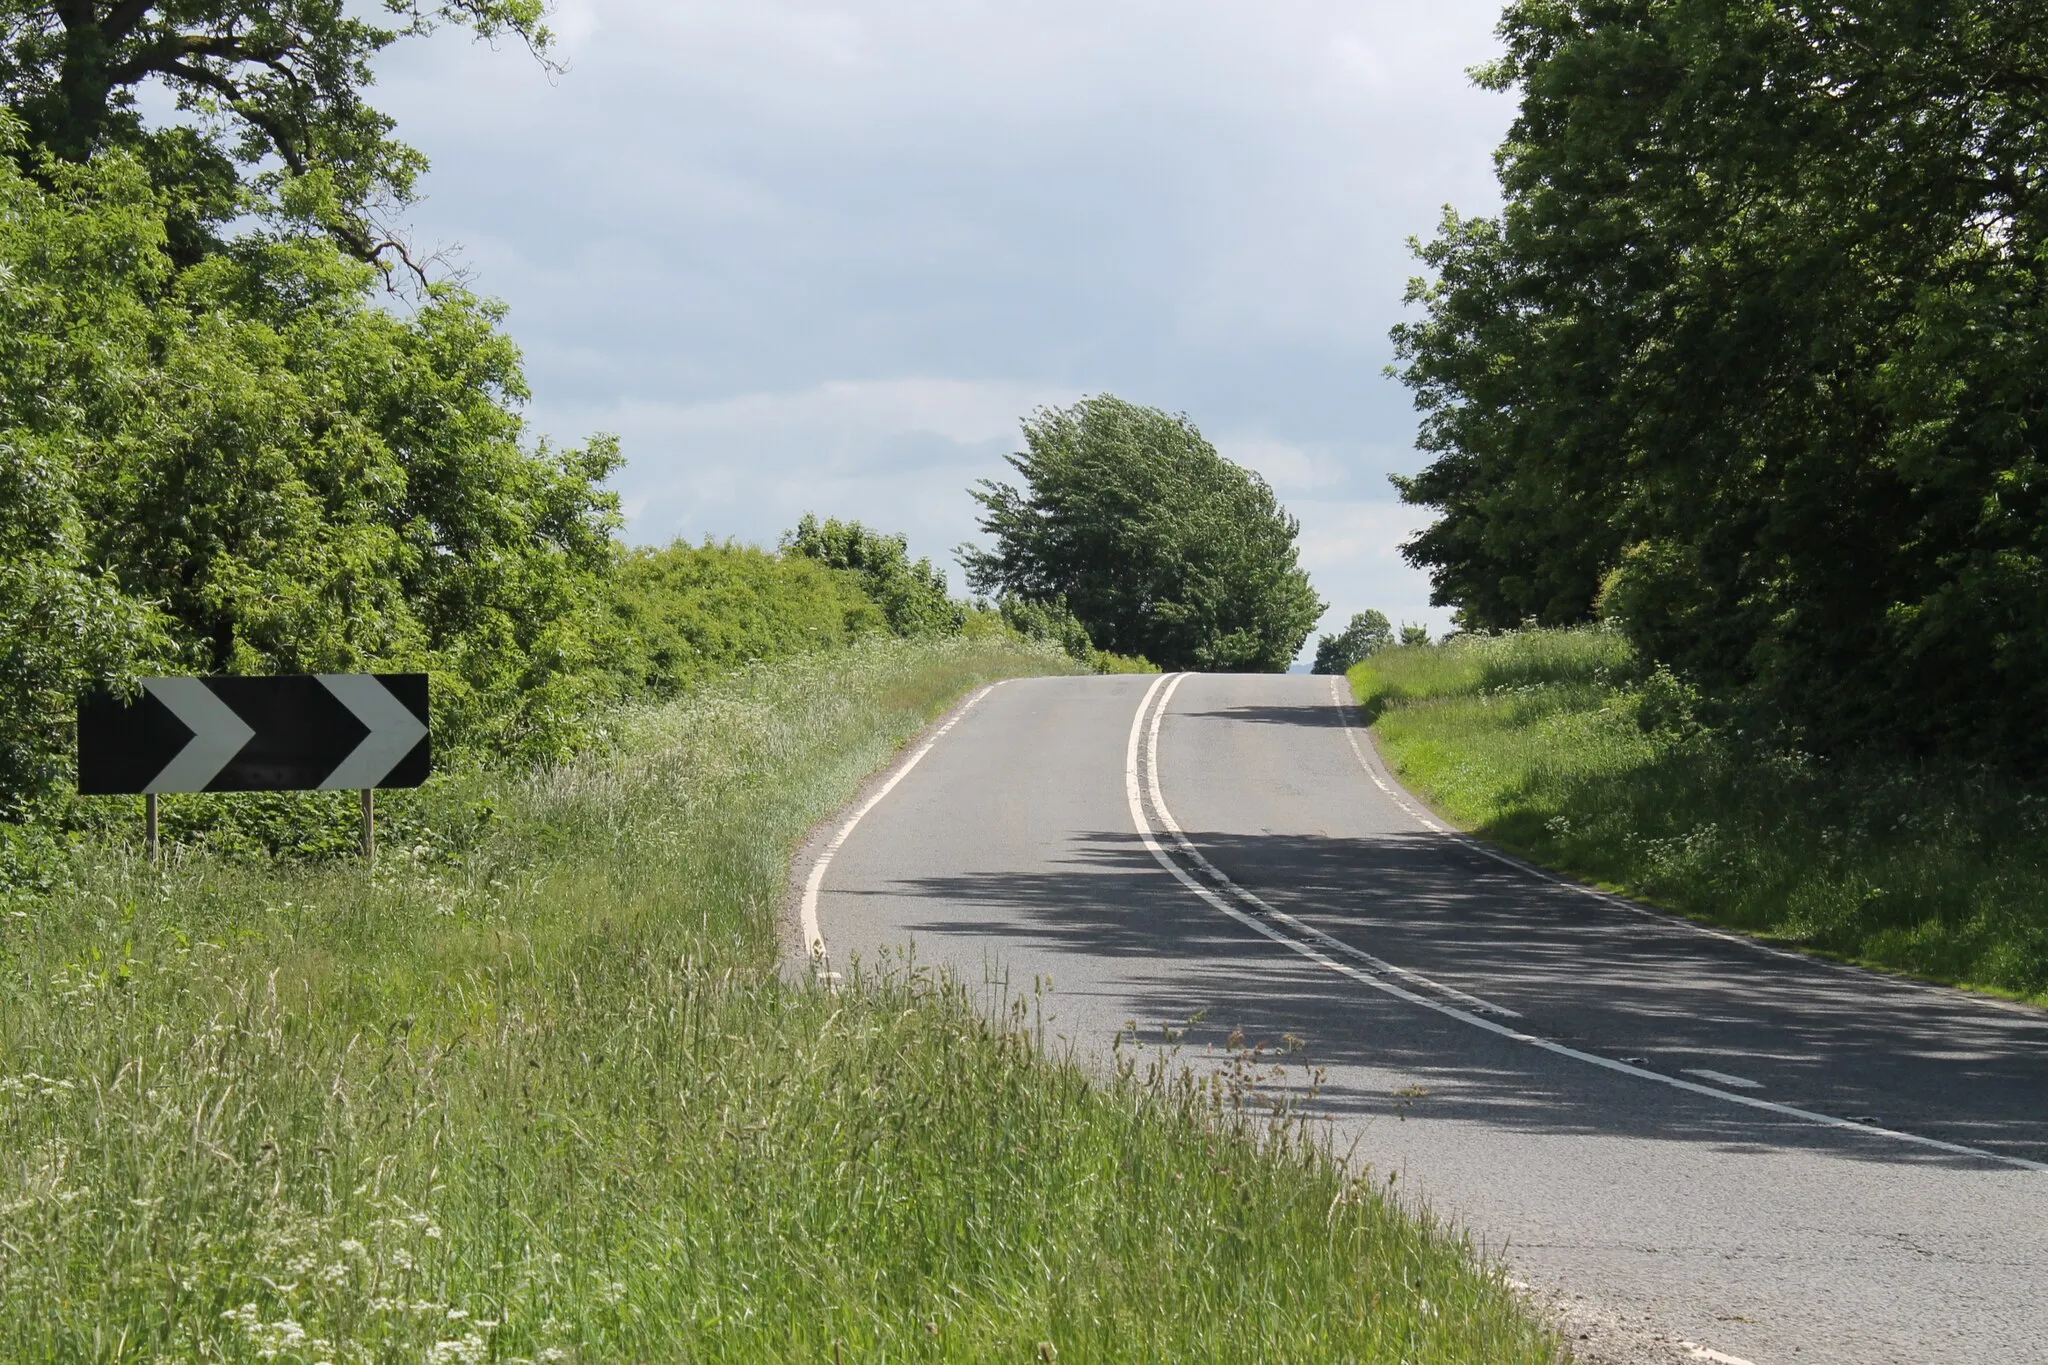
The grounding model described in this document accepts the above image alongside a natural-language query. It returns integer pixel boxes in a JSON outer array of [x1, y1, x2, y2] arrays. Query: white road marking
[[1682, 1343, 1758, 1365], [800, 681, 1002, 969], [1683, 1068, 1763, 1090], [1132, 676, 2047, 1174], [1324, 677, 2048, 1017], [1144, 673, 1522, 1018]]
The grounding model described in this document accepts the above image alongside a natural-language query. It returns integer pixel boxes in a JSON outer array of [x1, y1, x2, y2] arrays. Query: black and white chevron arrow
[[77, 675, 430, 795]]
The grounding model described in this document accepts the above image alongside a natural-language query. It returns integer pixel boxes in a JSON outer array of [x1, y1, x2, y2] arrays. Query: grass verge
[[1, 636, 1557, 1362], [1352, 629, 2048, 1004]]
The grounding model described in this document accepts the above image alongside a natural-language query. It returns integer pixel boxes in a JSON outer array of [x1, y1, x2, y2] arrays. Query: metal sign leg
[[145, 793, 159, 865], [361, 788, 375, 863]]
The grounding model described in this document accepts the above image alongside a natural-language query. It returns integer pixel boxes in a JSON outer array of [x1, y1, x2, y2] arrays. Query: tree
[[963, 396, 1322, 672], [1311, 610, 1391, 675], [1393, 0, 2048, 765], [1399, 623, 1430, 648], [782, 513, 962, 636], [1390, 209, 1630, 632], [0, 0, 550, 278], [0, 115, 621, 805]]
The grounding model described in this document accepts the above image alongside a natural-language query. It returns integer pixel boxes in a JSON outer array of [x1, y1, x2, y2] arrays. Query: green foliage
[[0, 640, 1553, 1361], [0, 122, 622, 807], [998, 593, 1096, 661], [783, 512, 964, 636], [1091, 650, 1163, 675], [1389, 207, 1627, 631], [964, 396, 1323, 672], [1354, 629, 2048, 1001], [602, 539, 888, 697], [1392, 0, 2048, 766], [1, 0, 551, 276], [1312, 610, 1392, 676], [998, 594, 1161, 674]]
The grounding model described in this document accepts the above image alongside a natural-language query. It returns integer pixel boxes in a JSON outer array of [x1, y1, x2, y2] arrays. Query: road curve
[[808, 672, 2048, 1365]]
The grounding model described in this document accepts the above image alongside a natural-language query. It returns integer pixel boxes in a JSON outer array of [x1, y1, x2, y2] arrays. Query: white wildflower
[[222, 1304, 313, 1361], [425, 1331, 489, 1365]]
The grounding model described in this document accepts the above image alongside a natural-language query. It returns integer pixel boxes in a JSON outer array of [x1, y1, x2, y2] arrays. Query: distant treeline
[[1395, 0, 2048, 769]]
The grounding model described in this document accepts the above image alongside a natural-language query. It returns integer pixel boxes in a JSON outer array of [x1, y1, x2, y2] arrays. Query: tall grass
[[0, 637, 1557, 1362], [1354, 629, 2048, 1002]]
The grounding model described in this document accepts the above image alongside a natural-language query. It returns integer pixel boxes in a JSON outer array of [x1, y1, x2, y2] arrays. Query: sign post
[[78, 674, 430, 858]]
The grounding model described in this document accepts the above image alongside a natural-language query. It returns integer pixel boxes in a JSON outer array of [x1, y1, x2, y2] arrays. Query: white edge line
[[1682, 1068, 1763, 1090], [1326, 675, 2048, 1014], [1127, 675, 2047, 1174], [800, 682, 1003, 969]]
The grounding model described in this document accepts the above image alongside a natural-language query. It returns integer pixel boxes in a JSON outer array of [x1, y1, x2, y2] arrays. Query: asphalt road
[[805, 672, 2048, 1365]]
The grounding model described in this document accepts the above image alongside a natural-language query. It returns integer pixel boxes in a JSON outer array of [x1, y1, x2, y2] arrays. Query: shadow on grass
[[1451, 734, 2048, 1003]]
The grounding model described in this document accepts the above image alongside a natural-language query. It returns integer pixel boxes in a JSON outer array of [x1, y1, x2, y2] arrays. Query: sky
[[371, 1, 1518, 648]]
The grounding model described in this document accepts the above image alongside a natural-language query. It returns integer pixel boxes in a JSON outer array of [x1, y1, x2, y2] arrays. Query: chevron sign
[[77, 675, 430, 795]]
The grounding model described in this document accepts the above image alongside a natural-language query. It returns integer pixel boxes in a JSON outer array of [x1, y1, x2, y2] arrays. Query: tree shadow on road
[[835, 823, 2048, 1171]]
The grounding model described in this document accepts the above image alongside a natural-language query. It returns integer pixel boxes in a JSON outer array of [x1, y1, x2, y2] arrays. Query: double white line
[[1126, 671, 1523, 1018], [1124, 671, 2047, 1174]]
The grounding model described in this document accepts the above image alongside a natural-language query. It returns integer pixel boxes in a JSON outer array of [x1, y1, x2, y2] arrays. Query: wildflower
[[426, 1331, 489, 1364]]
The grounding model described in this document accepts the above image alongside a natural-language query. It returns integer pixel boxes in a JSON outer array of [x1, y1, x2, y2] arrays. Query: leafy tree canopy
[[1393, 0, 2048, 765], [1312, 610, 1392, 675], [963, 396, 1322, 672], [0, 0, 550, 277], [0, 113, 618, 810]]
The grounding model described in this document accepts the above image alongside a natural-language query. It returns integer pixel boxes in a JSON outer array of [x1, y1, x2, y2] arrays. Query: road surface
[[802, 672, 2048, 1365]]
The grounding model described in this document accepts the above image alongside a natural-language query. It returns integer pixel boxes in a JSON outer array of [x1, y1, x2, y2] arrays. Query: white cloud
[[540, 377, 1067, 587], [374, 1, 1506, 652], [1295, 499, 1449, 636]]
